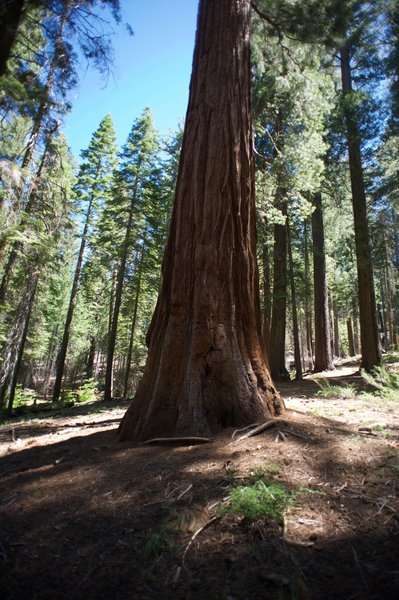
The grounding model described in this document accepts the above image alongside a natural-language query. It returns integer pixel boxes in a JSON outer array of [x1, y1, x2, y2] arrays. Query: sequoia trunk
[[118, 0, 283, 442]]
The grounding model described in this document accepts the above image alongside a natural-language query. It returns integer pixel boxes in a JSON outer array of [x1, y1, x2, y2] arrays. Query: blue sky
[[65, 0, 199, 158]]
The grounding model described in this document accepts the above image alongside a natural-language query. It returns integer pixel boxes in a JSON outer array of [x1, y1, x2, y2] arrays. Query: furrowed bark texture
[[119, 0, 283, 442]]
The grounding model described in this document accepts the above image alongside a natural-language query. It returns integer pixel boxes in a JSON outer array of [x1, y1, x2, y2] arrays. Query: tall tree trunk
[[86, 336, 96, 379], [347, 317, 355, 357], [123, 245, 145, 399], [303, 221, 313, 371], [119, 0, 283, 442], [261, 230, 271, 353], [6, 270, 40, 415], [287, 221, 302, 380], [0, 123, 58, 307], [332, 294, 340, 358], [0, 0, 25, 76], [352, 296, 360, 355], [52, 196, 95, 401], [340, 44, 380, 371], [269, 197, 290, 381], [312, 192, 333, 372], [104, 192, 137, 402]]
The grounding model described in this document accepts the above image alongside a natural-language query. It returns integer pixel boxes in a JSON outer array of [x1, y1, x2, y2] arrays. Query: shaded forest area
[[1, 0, 399, 597]]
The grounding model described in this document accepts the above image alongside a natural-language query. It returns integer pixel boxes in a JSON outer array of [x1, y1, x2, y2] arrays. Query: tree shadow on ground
[[0, 403, 398, 600]]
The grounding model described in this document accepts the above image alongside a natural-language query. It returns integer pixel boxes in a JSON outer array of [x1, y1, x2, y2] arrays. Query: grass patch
[[220, 480, 292, 522], [219, 466, 323, 524], [360, 366, 399, 402], [142, 525, 177, 565], [315, 380, 357, 399]]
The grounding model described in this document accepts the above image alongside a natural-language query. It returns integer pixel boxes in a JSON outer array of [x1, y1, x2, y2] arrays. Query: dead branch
[[182, 516, 220, 570], [236, 420, 278, 441]]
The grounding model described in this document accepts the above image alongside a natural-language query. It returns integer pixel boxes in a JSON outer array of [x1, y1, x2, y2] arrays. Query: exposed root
[[139, 436, 211, 446]]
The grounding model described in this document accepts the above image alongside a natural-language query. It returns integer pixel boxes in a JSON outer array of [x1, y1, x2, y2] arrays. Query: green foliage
[[142, 526, 176, 565], [360, 366, 399, 401], [60, 379, 97, 405], [13, 385, 38, 408], [221, 480, 292, 522], [220, 472, 325, 523], [315, 380, 357, 399]]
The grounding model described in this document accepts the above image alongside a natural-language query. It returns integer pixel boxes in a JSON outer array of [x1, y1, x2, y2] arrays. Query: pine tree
[[52, 114, 118, 401], [103, 107, 159, 402]]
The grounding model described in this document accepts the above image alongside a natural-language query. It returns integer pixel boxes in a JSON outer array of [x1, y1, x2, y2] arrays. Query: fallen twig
[[236, 420, 277, 441], [280, 428, 308, 441], [139, 437, 211, 446], [182, 516, 220, 570]]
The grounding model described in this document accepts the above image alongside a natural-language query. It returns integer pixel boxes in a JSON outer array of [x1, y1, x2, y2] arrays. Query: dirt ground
[[0, 361, 398, 599]]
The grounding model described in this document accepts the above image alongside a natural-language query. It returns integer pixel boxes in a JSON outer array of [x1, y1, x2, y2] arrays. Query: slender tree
[[103, 108, 159, 401], [52, 114, 118, 401], [119, 0, 284, 442], [340, 42, 381, 370], [312, 191, 333, 372]]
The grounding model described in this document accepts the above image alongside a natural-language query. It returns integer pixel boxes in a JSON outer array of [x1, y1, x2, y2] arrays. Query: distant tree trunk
[[269, 195, 290, 381], [86, 336, 96, 379], [0, 0, 25, 76], [332, 294, 340, 358], [52, 196, 95, 401], [119, 0, 284, 442], [340, 44, 380, 371], [123, 245, 145, 399], [0, 129, 55, 306], [312, 192, 333, 372], [6, 270, 40, 414], [261, 229, 271, 353], [347, 317, 355, 357], [352, 296, 360, 355], [104, 189, 137, 402], [303, 221, 313, 370], [287, 221, 302, 380]]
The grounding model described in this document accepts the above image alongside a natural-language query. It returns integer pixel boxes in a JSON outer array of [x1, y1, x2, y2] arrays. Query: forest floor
[[0, 358, 398, 600]]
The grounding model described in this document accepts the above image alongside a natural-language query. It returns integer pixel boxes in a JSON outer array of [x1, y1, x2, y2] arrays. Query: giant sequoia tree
[[118, 0, 284, 442]]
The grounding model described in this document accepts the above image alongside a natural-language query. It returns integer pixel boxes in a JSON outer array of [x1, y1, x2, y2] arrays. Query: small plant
[[361, 365, 399, 401], [13, 385, 39, 407], [142, 526, 176, 564], [75, 379, 97, 403], [60, 379, 97, 406], [220, 480, 292, 522], [315, 380, 357, 399], [247, 463, 280, 484]]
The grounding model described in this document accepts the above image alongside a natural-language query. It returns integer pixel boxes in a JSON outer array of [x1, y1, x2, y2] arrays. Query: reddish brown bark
[[340, 44, 380, 371], [312, 192, 333, 372], [118, 0, 283, 442]]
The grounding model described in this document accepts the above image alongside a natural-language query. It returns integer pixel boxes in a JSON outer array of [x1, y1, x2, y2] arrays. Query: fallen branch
[[280, 428, 308, 441], [235, 420, 277, 441], [182, 516, 220, 570], [139, 437, 211, 446]]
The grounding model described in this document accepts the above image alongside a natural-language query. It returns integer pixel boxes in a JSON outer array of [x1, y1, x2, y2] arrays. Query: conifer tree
[[103, 107, 159, 401], [52, 114, 118, 402]]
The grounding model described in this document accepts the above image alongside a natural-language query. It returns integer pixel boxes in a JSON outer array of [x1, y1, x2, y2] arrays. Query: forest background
[[0, 0, 399, 416]]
